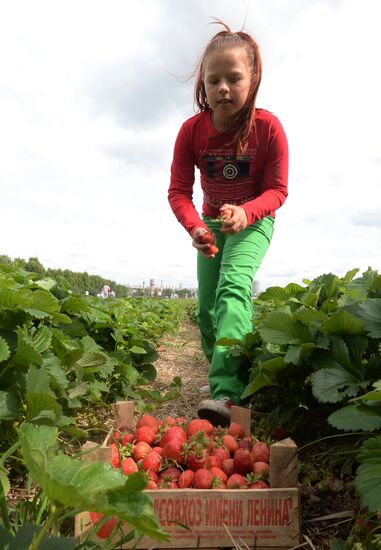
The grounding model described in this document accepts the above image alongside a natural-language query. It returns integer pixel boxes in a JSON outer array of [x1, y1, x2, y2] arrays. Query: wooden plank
[[114, 400, 135, 430], [76, 488, 300, 548], [81, 440, 112, 464], [230, 405, 251, 437], [269, 438, 298, 489]]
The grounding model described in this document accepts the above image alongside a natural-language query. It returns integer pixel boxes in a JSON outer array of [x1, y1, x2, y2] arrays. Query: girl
[[168, 21, 288, 427]]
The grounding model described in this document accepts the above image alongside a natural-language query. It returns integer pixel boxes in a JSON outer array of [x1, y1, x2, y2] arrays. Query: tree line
[[0, 254, 130, 297]]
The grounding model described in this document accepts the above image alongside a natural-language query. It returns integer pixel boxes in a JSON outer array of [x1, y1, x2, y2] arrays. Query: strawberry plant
[[0, 422, 169, 549], [217, 267, 381, 515]]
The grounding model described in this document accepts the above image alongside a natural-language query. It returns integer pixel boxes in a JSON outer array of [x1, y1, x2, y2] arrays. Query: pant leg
[[196, 219, 224, 363], [209, 216, 274, 403]]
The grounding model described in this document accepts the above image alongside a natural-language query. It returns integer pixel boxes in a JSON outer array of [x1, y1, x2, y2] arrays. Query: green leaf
[[25, 290, 59, 313], [0, 468, 10, 496], [24, 308, 50, 319], [311, 367, 367, 403], [294, 308, 328, 328], [43, 354, 70, 391], [76, 351, 108, 368], [130, 345, 147, 354], [259, 310, 312, 345], [0, 391, 20, 420], [242, 357, 285, 398], [357, 299, 381, 338], [328, 404, 381, 431], [18, 423, 169, 541], [26, 392, 63, 424], [32, 326, 52, 353], [13, 329, 43, 368], [321, 310, 364, 336], [60, 295, 91, 314], [355, 436, 381, 512], [0, 336, 10, 362], [27, 365, 53, 395]]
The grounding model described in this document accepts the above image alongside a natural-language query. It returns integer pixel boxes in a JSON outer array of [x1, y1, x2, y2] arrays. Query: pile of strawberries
[[108, 414, 271, 490]]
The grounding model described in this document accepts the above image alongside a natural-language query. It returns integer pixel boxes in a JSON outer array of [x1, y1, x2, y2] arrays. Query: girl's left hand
[[220, 204, 248, 234]]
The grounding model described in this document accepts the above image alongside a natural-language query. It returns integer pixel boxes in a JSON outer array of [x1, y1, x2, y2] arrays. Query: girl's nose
[[218, 80, 229, 94]]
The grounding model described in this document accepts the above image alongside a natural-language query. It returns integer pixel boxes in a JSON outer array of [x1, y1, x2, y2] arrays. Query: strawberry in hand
[[192, 228, 219, 258]]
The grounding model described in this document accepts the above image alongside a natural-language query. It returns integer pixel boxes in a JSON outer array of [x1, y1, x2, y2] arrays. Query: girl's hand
[[220, 204, 248, 234], [192, 227, 218, 258]]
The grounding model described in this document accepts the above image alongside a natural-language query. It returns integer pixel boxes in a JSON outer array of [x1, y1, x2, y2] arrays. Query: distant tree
[[24, 257, 45, 275], [0, 255, 12, 265]]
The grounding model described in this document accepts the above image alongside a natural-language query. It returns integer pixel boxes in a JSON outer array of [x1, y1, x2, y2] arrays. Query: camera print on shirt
[[200, 147, 258, 210]]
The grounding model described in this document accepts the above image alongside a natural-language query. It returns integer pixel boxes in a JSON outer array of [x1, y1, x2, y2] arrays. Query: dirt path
[[152, 317, 210, 420]]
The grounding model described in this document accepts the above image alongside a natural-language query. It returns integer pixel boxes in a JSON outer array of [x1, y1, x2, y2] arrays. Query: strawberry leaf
[[357, 298, 381, 338], [311, 367, 368, 403], [18, 423, 169, 541], [355, 436, 381, 512], [328, 404, 381, 431], [0, 336, 10, 362]]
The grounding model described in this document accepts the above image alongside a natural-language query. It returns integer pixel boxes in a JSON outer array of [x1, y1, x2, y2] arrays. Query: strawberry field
[[1, 262, 381, 549]]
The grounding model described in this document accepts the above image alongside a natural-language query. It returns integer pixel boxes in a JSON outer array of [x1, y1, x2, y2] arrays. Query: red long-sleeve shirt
[[168, 108, 288, 236]]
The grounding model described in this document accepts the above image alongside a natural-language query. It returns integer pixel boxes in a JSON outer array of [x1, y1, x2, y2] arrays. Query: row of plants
[[219, 267, 381, 546], [0, 262, 189, 548]]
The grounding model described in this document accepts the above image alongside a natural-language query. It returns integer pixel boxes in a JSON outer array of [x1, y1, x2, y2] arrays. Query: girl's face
[[203, 47, 252, 131]]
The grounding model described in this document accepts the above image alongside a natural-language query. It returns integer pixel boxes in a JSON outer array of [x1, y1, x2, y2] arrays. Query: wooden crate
[[75, 401, 301, 549]]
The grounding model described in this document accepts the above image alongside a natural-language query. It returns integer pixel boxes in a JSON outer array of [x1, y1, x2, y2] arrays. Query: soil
[[149, 317, 362, 549]]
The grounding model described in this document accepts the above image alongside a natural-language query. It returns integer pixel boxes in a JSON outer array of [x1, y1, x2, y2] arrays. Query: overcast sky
[[1, 0, 380, 291]]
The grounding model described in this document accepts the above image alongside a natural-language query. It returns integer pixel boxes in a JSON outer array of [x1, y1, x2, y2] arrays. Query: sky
[[0, 0, 380, 292]]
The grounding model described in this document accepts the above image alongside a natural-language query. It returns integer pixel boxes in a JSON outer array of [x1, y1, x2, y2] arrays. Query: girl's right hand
[[192, 228, 218, 258]]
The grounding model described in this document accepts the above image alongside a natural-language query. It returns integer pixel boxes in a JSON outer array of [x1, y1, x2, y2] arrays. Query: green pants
[[197, 215, 274, 404]]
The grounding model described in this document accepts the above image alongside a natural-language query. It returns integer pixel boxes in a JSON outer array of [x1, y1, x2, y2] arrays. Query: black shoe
[[197, 398, 232, 427]]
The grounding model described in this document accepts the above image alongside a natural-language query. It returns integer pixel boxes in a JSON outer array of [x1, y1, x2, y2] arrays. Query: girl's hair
[[194, 20, 262, 154]]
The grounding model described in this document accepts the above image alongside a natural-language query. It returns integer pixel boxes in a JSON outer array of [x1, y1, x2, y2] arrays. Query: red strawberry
[[212, 446, 230, 464], [187, 418, 214, 437], [233, 448, 253, 475], [178, 469, 195, 488], [159, 466, 182, 482], [134, 426, 156, 445], [162, 438, 184, 463], [160, 426, 187, 448], [89, 512, 118, 539], [206, 454, 222, 469], [228, 422, 246, 439], [222, 434, 239, 454], [186, 449, 208, 471], [207, 244, 219, 256], [151, 446, 163, 455], [252, 461, 269, 479], [131, 441, 151, 461], [210, 466, 227, 485], [141, 451, 162, 473], [220, 207, 233, 221], [251, 441, 270, 464], [136, 414, 160, 432], [109, 443, 120, 468], [222, 458, 235, 477], [147, 470, 158, 483], [146, 480, 158, 489], [120, 433, 135, 446], [199, 232, 216, 245], [238, 438, 251, 449], [193, 468, 214, 489], [226, 473, 248, 489], [159, 479, 179, 489], [110, 430, 121, 443], [248, 480, 269, 489], [121, 457, 138, 476]]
